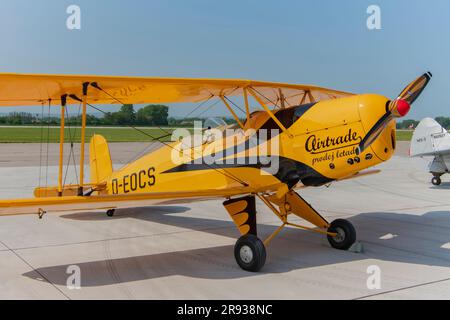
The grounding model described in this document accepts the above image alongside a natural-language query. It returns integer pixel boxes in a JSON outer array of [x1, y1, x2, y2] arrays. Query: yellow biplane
[[0, 72, 432, 271]]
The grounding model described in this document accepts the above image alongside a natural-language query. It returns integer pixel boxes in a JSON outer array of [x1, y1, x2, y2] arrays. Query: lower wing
[[0, 184, 283, 217]]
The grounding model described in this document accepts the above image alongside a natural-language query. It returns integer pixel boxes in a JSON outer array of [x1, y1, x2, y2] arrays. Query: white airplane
[[410, 118, 450, 185]]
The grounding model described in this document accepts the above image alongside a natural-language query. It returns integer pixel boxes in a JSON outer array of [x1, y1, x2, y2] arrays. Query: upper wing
[[0, 73, 353, 107]]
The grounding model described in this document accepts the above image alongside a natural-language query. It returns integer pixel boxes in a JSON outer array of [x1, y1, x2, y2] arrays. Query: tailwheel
[[106, 209, 115, 217], [431, 176, 442, 186], [327, 219, 356, 250], [234, 234, 266, 272]]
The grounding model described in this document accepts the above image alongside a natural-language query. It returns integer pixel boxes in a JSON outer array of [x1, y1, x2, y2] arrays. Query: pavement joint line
[[321, 203, 450, 224], [4, 204, 449, 253], [1, 207, 361, 253], [8, 216, 327, 252], [354, 180, 449, 205], [0, 239, 71, 300], [360, 239, 450, 263], [354, 277, 450, 300], [357, 214, 450, 233], [9, 223, 243, 252], [102, 238, 136, 300], [381, 203, 450, 212]]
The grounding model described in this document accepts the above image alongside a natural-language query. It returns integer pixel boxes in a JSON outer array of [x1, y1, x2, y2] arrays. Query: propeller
[[357, 72, 432, 155]]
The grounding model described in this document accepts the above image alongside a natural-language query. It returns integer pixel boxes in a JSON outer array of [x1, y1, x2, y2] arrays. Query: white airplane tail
[[410, 118, 450, 157]]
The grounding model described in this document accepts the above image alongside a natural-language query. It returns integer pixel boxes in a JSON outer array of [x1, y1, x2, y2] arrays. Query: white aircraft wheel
[[106, 209, 115, 217], [431, 177, 442, 186], [234, 234, 266, 272], [327, 219, 356, 250]]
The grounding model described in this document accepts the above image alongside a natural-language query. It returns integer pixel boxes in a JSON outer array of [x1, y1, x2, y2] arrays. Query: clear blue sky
[[0, 0, 448, 119]]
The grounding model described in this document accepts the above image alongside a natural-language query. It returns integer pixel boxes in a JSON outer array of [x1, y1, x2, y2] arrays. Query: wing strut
[[247, 87, 293, 138], [220, 95, 245, 129], [68, 83, 90, 196], [243, 88, 251, 129], [58, 95, 67, 197], [78, 82, 89, 196]]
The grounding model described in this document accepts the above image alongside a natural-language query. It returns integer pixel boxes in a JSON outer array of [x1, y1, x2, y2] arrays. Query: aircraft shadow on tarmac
[[430, 182, 450, 190], [23, 206, 450, 287]]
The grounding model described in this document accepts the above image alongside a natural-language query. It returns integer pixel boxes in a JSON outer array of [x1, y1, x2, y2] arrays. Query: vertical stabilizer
[[410, 118, 450, 157], [90, 134, 113, 184]]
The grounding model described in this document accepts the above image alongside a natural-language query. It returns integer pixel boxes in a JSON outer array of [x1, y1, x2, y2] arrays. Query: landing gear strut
[[224, 192, 358, 272], [224, 196, 267, 271]]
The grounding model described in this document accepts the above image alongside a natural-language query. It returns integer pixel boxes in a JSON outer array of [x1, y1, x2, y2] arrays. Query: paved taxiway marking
[[0, 239, 70, 299], [355, 278, 450, 300]]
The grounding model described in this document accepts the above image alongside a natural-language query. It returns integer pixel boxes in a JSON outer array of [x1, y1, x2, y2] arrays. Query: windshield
[[204, 117, 228, 129]]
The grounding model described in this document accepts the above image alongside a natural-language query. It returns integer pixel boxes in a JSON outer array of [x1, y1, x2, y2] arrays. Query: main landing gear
[[234, 234, 266, 272], [224, 192, 357, 272], [106, 209, 115, 217]]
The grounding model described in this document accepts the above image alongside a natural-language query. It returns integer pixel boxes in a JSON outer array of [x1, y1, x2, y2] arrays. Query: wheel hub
[[239, 245, 253, 264], [333, 227, 346, 243]]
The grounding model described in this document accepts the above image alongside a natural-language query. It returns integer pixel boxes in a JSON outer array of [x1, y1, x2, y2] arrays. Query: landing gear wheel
[[432, 176, 442, 186], [234, 234, 266, 272], [327, 219, 356, 250], [106, 209, 115, 217]]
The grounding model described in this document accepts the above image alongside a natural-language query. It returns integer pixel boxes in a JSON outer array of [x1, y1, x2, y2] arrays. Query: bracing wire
[[223, 95, 247, 115], [63, 102, 81, 187], [120, 97, 224, 167], [251, 87, 282, 109], [87, 85, 250, 187], [181, 94, 214, 119]]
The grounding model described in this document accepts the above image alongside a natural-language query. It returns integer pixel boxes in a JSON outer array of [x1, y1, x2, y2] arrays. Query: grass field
[[0, 126, 414, 143], [0, 127, 176, 143], [396, 130, 413, 141]]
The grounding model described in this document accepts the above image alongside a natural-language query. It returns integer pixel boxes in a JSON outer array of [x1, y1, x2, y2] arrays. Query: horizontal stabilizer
[[34, 183, 105, 198]]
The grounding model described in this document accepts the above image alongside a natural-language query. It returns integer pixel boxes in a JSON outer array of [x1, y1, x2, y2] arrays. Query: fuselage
[[106, 94, 397, 195]]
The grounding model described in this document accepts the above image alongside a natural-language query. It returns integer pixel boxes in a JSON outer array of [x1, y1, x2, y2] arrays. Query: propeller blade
[[357, 72, 432, 155], [357, 113, 394, 155], [397, 72, 432, 105]]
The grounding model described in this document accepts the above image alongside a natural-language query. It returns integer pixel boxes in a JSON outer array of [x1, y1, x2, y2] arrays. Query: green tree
[[397, 119, 419, 129], [435, 117, 450, 129], [117, 104, 136, 125], [136, 105, 169, 126], [102, 104, 136, 125]]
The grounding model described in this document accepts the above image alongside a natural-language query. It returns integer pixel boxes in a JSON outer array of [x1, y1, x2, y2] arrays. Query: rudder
[[90, 134, 113, 184], [410, 118, 450, 157]]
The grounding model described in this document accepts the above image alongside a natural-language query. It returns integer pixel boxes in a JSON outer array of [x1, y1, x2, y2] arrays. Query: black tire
[[432, 176, 442, 186], [327, 219, 356, 250], [234, 234, 266, 272], [106, 209, 115, 217]]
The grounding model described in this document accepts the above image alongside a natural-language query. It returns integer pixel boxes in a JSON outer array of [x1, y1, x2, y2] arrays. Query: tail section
[[90, 134, 113, 184], [410, 118, 450, 157]]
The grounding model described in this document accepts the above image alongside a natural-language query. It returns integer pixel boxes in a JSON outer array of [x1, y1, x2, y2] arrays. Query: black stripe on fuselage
[[179, 102, 318, 166], [162, 156, 333, 188], [162, 103, 332, 187]]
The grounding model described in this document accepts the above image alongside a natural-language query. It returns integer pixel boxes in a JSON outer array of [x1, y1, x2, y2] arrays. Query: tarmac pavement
[[0, 141, 449, 299]]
